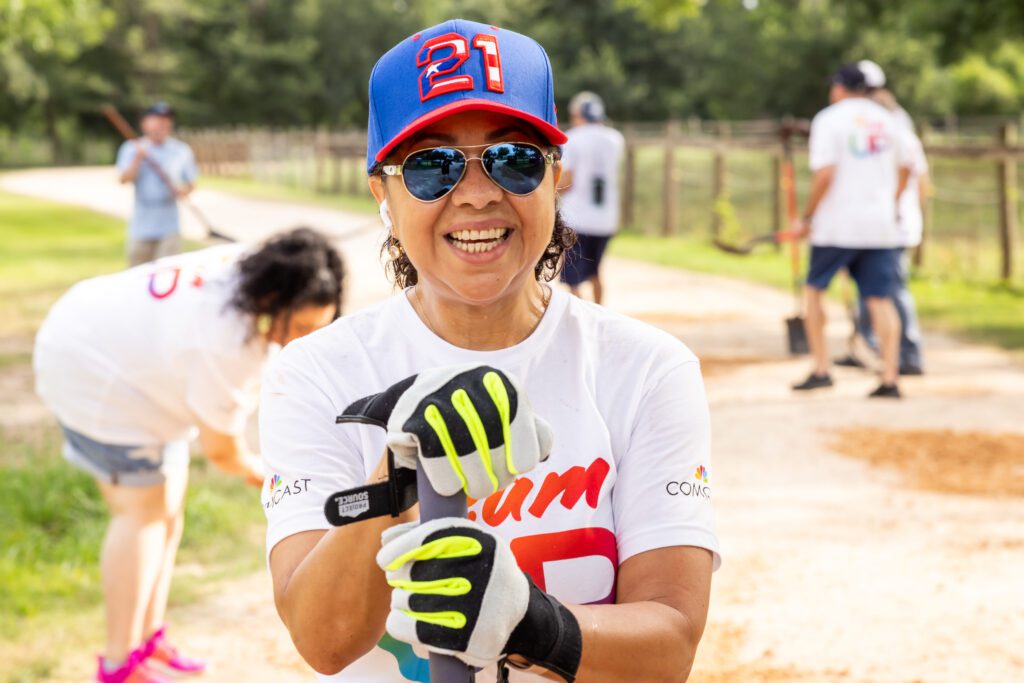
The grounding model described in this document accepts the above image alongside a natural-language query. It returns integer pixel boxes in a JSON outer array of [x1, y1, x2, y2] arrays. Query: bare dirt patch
[[630, 310, 742, 326], [831, 428, 1024, 497], [699, 355, 782, 377]]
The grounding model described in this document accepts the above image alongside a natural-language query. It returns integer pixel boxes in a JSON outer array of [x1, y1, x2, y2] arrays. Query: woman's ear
[[368, 174, 386, 204], [551, 160, 563, 189]]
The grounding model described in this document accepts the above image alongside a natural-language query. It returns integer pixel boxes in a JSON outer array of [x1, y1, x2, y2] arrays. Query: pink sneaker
[[96, 652, 174, 683], [141, 627, 206, 676]]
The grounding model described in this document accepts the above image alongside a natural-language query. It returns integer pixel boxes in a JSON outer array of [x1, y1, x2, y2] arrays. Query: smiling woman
[[261, 18, 720, 683]]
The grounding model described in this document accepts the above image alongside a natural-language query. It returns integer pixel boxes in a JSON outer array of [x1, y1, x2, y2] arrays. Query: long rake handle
[[415, 476, 476, 682]]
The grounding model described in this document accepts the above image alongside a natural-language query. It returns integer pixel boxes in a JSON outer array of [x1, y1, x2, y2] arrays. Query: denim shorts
[[61, 424, 189, 487], [806, 246, 901, 298]]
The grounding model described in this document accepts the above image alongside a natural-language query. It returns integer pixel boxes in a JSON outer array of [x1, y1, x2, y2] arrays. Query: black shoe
[[868, 383, 901, 399], [899, 365, 924, 376], [792, 373, 834, 391], [834, 354, 867, 369]]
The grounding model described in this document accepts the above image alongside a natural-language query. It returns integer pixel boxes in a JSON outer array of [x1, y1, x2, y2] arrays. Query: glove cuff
[[501, 577, 582, 682]]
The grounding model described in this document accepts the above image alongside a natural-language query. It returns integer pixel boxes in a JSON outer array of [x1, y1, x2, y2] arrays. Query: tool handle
[[416, 475, 476, 682]]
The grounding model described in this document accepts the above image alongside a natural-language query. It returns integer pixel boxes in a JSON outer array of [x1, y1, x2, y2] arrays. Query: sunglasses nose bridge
[[450, 153, 505, 203]]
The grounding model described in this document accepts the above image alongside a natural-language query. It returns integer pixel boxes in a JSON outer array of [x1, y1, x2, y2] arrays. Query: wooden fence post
[[771, 150, 782, 240], [621, 125, 636, 229], [997, 123, 1018, 280], [711, 147, 726, 237], [914, 124, 930, 269], [662, 120, 678, 237]]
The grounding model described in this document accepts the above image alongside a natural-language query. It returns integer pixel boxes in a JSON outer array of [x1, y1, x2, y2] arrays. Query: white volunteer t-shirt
[[260, 288, 720, 682], [896, 124, 928, 248], [559, 123, 626, 236], [808, 97, 912, 248], [34, 244, 268, 445]]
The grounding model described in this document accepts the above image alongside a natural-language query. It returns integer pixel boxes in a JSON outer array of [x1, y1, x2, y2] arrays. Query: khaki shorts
[[127, 233, 183, 267]]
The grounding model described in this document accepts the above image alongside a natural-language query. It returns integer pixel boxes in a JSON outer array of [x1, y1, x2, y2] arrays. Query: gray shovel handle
[[416, 474, 476, 682]]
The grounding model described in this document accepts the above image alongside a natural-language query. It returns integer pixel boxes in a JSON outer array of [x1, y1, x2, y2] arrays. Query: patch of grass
[[0, 424, 266, 638], [912, 278, 1024, 350], [609, 232, 1024, 351], [202, 175, 378, 216], [611, 232, 796, 291], [0, 191, 126, 336]]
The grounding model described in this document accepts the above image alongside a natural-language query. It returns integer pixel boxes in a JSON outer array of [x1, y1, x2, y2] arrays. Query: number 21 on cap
[[418, 32, 504, 102]]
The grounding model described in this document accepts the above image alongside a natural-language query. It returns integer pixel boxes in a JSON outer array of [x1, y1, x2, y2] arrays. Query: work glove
[[342, 365, 553, 499], [377, 517, 582, 679]]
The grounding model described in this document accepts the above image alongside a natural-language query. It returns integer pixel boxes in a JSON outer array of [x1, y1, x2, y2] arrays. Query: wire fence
[[175, 119, 1023, 284]]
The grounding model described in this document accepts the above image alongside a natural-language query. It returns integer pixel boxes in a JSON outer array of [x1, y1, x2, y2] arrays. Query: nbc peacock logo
[[264, 474, 312, 509], [666, 464, 711, 499]]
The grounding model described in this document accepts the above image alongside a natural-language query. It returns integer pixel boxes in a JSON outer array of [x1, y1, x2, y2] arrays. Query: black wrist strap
[[499, 577, 582, 682], [324, 414, 418, 527]]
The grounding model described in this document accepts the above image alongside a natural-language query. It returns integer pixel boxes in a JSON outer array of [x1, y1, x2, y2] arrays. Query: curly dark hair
[[230, 227, 345, 330], [381, 209, 576, 288]]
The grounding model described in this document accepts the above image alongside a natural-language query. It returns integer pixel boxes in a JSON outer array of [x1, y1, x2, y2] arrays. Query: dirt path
[[3, 168, 1023, 683]]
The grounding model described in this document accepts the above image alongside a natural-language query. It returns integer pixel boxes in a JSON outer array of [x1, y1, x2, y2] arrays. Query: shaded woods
[[2, 0, 1024, 165]]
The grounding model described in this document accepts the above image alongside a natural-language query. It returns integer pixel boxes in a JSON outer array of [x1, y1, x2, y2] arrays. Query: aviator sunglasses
[[379, 141, 558, 202]]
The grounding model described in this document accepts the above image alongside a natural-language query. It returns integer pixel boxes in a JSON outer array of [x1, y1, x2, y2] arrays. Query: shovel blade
[[786, 316, 809, 355]]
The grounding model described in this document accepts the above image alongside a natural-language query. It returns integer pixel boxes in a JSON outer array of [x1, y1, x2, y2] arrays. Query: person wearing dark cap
[[116, 103, 198, 266], [558, 91, 625, 304], [791, 64, 913, 398]]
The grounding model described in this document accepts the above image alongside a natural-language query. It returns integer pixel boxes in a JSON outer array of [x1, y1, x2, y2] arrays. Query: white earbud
[[379, 199, 393, 231]]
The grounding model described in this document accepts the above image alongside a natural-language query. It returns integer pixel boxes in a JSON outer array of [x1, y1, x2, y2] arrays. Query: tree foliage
[[1, 0, 1022, 161]]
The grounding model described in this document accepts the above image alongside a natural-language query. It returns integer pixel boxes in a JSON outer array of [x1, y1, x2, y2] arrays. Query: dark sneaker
[[868, 383, 901, 399], [792, 373, 834, 391], [899, 365, 924, 376], [834, 354, 867, 369]]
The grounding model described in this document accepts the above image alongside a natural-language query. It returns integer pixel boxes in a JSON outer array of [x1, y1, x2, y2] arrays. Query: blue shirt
[[116, 138, 198, 240]]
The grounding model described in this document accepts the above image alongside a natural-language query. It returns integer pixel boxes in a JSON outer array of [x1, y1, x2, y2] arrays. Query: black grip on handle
[[416, 475, 476, 682]]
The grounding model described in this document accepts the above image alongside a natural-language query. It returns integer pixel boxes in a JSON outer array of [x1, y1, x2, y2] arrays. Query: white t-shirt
[[34, 244, 268, 445], [896, 121, 928, 248], [808, 97, 912, 248], [559, 123, 626, 236], [260, 288, 720, 682]]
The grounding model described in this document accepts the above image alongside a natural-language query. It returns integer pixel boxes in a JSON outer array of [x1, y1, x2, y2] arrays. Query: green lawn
[[0, 191, 266, 677], [0, 191, 126, 336], [610, 232, 1024, 351], [202, 175, 379, 216]]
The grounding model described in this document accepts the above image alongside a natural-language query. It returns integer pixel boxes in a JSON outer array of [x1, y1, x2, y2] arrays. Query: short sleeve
[[908, 132, 928, 175], [808, 113, 839, 171], [561, 135, 579, 172], [116, 141, 137, 172], [612, 360, 720, 569], [259, 346, 370, 562]]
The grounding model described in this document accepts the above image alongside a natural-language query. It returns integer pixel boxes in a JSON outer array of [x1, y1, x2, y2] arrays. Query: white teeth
[[449, 228, 509, 242], [451, 237, 504, 254]]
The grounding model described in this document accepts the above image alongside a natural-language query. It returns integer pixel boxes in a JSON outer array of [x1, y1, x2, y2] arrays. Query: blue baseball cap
[[144, 101, 175, 118], [366, 19, 567, 174]]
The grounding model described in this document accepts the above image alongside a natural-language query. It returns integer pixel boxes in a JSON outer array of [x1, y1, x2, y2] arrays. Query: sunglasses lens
[[483, 143, 547, 195], [403, 148, 466, 201]]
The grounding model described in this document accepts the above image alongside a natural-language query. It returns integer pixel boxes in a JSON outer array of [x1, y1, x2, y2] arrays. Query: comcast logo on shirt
[[264, 474, 311, 509], [666, 466, 711, 499]]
